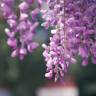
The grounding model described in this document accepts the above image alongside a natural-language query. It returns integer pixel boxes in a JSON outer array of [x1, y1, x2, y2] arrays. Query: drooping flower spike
[[0, 0, 96, 81], [42, 0, 96, 81], [0, 0, 40, 60]]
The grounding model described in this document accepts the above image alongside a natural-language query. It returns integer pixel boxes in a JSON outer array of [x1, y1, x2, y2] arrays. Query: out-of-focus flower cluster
[[0, 0, 39, 60], [0, 0, 96, 81], [42, 0, 96, 81]]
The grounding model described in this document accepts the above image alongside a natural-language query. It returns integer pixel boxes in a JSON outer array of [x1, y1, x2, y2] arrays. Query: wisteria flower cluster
[[42, 0, 96, 81], [1, 0, 39, 60], [0, 0, 96, 81]]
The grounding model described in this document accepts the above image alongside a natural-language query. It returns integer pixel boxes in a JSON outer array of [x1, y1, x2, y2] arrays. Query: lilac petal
[[11, 49, 19, 58], [2, 0, 14, 6], [19, 1, 29, 12], [82, 58, 88, 66], [19, 13, 28, 21], [5, 28, 15, 37], [30, 22, 39, 32], [45, 70, 53, 79], [19, 48, 27, 55], [7, 19, 17, 28], [19, 48, 27, 60], [27, 42, 39, 52], [26, 0, 34, 4], [7, 38, 17, 48], [30, 8, 39, 20], [79, 46, 89, 58]]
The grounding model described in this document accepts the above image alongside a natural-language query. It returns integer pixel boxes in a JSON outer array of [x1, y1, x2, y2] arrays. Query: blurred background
[[0, 0, 96, 96]]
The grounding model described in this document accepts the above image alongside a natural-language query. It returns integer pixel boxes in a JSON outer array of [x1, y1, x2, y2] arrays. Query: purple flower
[[42, 0, 96, 81], [1, 0, 40, 59], [19, 1, 29, 12], [1, 0, 96, 82], [7, 38, 17, 48]]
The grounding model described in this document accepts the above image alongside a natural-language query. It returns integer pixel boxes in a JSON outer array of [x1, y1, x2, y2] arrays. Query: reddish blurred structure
[[37, 76, 79, 96]]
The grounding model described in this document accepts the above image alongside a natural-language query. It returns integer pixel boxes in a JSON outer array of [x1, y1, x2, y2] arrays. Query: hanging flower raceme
[[0, 0, 40, 60], [41, 0, 72, 81], [42, 0, 96, 81], [65, 0, 96, 65], [0, 0, 96, 81]]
